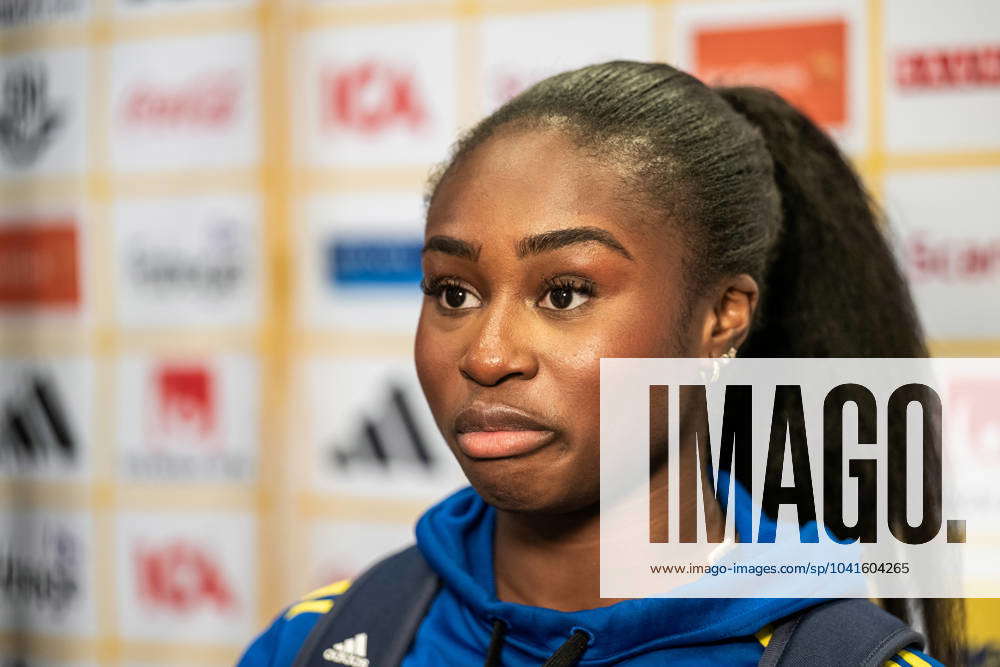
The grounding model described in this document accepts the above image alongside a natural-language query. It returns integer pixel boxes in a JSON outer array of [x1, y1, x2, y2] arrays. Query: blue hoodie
[[238, 487, 941, 666]]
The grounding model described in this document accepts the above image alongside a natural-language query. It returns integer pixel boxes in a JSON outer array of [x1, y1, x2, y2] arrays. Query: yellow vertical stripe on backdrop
[[651, 0, 672, 65], [864, 0, 886, 203], [457, 0, 482, 129], [258, 0, 295, 627], [286, 20, 310, 601], [88, 0, 119, 663]]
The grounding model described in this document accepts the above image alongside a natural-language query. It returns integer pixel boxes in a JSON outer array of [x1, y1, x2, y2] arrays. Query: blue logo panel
[[327, 237, 423, 287]]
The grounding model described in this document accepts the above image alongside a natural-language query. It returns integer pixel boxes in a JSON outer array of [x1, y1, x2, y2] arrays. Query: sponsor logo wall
[[0, 0, 89, 30], [113, 194, 261, 328], [0, 510, 95, 638], [114, 0, 254, 16], [479, 6, 654, 113], [2, 0, 998, 664], [302, 356, 465, 497], [0, 49, 87, 179], [299, 192, 424, 333], [116, 354, 258, 482], [296, 21, 458, 167], [116, 511, 256, 643], [884, 0, 1000, 152], [673, 0, 868, 152], [886, 168, 1000, 339], [0, 213, 86, 321], [0, 358, 92, 480], [109, 32, 260, 171]]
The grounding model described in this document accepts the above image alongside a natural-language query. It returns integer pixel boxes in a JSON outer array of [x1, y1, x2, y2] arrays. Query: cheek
[[414, 314, 456, 420], [414, 318, 437, 396]]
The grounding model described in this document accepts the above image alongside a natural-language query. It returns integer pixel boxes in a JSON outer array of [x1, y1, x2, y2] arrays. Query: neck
[[491, 457, 723, 611], [493, 501, 617, 612]]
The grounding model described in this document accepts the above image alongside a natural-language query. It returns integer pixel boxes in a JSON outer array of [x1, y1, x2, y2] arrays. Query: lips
[[453, 403, 558, 459]]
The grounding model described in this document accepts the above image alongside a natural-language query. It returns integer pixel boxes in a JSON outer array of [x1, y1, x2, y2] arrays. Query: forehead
[[427, 127, 656, 242]]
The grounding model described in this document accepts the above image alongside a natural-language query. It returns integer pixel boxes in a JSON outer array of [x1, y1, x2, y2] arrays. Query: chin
[[460, 457, 598, 515]]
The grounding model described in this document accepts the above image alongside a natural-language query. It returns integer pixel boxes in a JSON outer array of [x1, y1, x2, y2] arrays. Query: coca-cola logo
[[121, 70, 240, 128], [895, 44, 1000, 90], [904, 231, 1000, 283], [134, 540, 235, 613], [321, 61, 427, 135]]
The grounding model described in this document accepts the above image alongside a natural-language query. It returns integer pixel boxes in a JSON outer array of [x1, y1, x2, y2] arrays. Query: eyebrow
[[423, 226, 633, 262], [422, 235, 481, 261], [517, 226, 633, 260]]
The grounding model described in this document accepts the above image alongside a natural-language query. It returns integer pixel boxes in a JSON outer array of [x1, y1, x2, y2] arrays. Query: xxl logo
[[1, 373, 76, 466], [134, 540, 235, 613], [330, 384, 434, 470], [895, 44, 1000, 90], [121, 70, 240, 129], [0, 523, 80, 615], [0, 62, 63, 167], [321, 62, 427, 135], [128, 219, 246, 299], [0, 223, 79, 309], [149, 363, 217, 450]]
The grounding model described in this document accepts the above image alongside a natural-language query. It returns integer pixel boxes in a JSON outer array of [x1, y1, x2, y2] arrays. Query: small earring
[[710, 346, 737, 383]]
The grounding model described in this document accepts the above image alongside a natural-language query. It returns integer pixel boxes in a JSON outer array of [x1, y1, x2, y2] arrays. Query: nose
[[459, 298, 539, 387]]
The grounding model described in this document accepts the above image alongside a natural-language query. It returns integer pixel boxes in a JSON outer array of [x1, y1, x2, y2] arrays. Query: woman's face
[[415, 127, 703, 514]]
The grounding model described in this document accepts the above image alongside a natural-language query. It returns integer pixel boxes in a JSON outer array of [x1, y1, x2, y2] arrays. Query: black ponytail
[[427, 61, 965, 664], [715, 86, 927, 358], [715, 86, 964, 665]]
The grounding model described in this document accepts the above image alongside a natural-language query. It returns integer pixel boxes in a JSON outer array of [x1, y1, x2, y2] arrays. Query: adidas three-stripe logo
[[332, 384, 433, 470], [2, 374, 76, 464], [323, 632, 369, 667]]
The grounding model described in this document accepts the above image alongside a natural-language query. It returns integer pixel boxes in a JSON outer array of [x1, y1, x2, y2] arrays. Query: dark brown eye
[[424, 279, 481, 310], [539, 279, 592, 311], [445, 285, 467, 308], [549, 287, 573, 309]]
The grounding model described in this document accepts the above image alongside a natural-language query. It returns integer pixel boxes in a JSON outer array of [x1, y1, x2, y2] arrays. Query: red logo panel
[[121, 71, 241, 128], [0, 222, 79, 308], [692, 20, 848, 128], [322, 61, 428, 135], [152, 363, 217, 446], [904, 231, 1000, 284], [134, 540, 236, 613], [895, 44, 1000, 90]]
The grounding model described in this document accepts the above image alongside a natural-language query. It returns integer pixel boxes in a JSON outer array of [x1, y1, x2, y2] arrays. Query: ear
[[695, 274, 759, 357]]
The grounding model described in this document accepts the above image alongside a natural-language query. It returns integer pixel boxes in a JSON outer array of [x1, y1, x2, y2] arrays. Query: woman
[[240, 61, 963, 666]]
